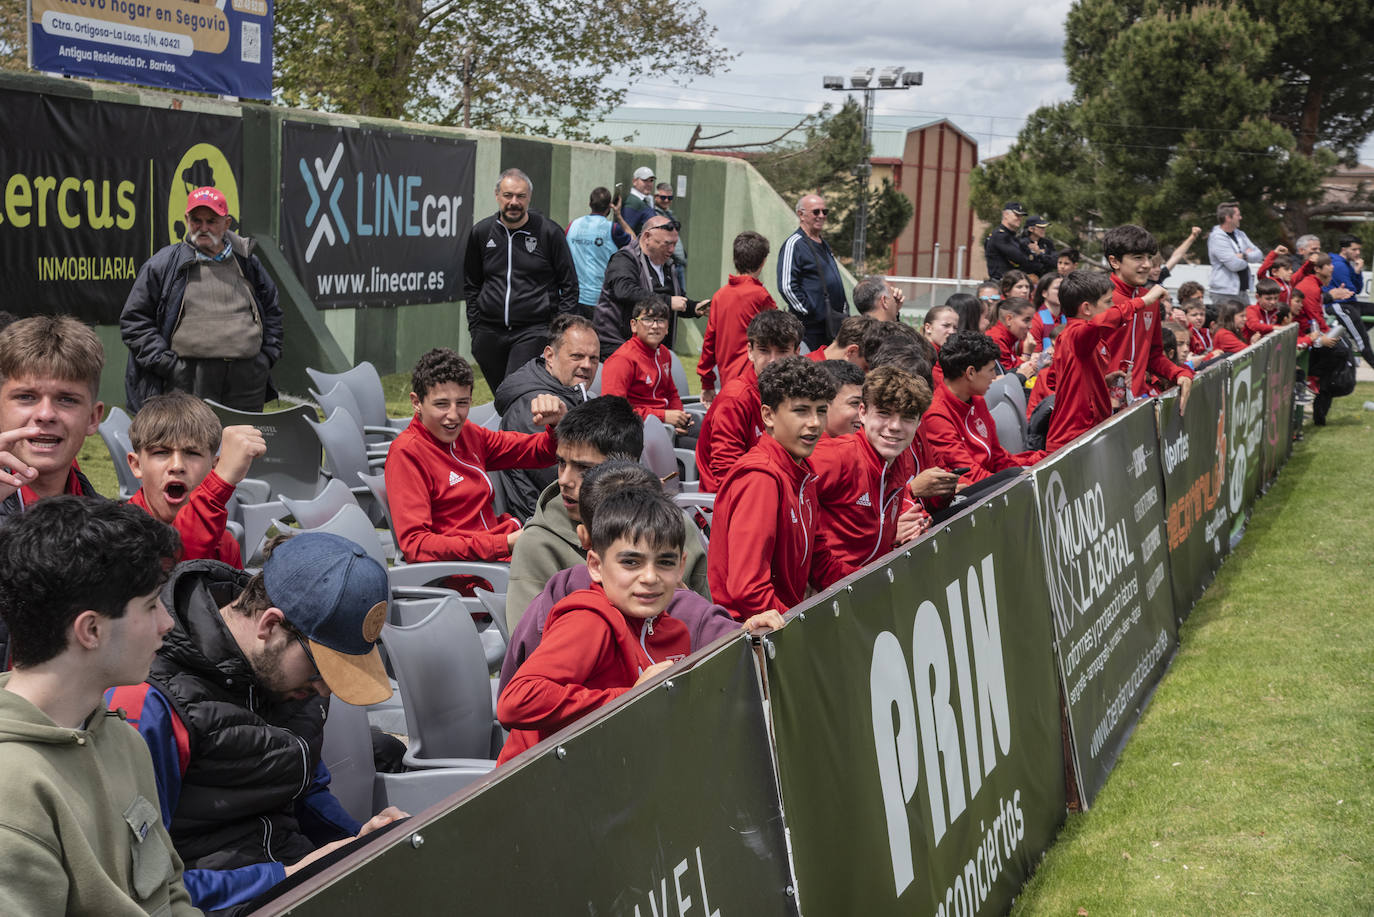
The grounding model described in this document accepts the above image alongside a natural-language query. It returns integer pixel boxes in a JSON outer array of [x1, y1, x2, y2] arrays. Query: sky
[[609, 0, 1374, 165]]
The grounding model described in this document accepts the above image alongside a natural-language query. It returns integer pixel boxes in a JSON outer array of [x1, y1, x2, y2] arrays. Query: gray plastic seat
[[311, 381, 397, 454], [306, 362, 408, 432], [280, 478, 362, 529], [667, 349, 701, 406], [467, 402, 501, 431], [97, 406, 140, 500], [206, 400, 325, 501], [671, 491, 715, 550], [382, 598, 503, 767], [307, 408, 386, 490], [990, 399, 1027, 453], [640, 415, 699, 494]]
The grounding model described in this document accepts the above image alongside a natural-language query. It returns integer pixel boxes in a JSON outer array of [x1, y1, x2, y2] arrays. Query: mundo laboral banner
[[1259, 326, 1298, 486], [275, 637, 800, 916], [0, 88, 242, 325], [1224, 341, 1269, 545], [1032, 400, 1177, 808], [279, 121, 474, 309], [766, 477, 1066, 916], [1157, 363, 1231, 618], [29, 0, 272, 98]]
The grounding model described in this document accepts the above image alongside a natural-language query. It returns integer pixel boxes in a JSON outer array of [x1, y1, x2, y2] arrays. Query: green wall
[[2, 71, 826, 407]]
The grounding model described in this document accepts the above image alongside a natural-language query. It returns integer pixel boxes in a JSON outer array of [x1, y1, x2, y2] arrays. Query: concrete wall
[[1, 71, 808, 407]]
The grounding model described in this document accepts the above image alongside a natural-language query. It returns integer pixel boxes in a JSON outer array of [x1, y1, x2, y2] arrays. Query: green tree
[[753, 100, 913, 272], [274, 0, 731, 139], [974, 0, 1371, 252], [1, 0, 26, 70]]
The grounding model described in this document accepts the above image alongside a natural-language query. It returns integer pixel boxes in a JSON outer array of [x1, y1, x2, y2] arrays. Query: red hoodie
[[987, 322, 1024, 369], [496, 584, 690, 764], [917, 381, 1042, 485], [130, 470, 241, 567], [1044, 300, 1136, 453], [600, 335, 683, 421], [1290, 261, 1329, 334], [698, 275, 776, 394], [1257, 250, 1292, 304], [1244, 303, 1282, 338], [811, 431, 915, 568], [1106, 275, 1192, 397], [694, 362, 762, 493], [386, 414, 557, 562], [1213, 327, 1248, 354], [708, 434, 852, 619]]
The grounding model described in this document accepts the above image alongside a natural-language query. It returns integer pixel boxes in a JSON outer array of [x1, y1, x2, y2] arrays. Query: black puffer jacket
[[149, 560, 329, 870], [493, 357, 587, 521]]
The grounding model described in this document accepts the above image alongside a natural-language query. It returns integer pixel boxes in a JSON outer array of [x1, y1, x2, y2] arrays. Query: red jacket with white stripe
[[1106, 275, 1192, 397], [130, 470, 242, 567], [694, 362, 762, 493], [811, 431, 915, 568], [917, 381, 1041, 485], [708, 434, 853, 619], [1045, 300, 1135, 453], [698, 275, 776, 393], [600, 335, 682, 421], [386, 414, 557, 562]]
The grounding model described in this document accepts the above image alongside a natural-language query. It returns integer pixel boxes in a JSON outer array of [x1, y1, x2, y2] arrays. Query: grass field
[[1012, 381, 1374, 916]]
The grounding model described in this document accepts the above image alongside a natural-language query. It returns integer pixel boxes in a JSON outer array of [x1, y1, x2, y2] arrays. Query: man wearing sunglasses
[[593, 213, 706, 359], [778, 193, 850, 351], [108, 532, 406, 915], [653, 182, 688, 290]]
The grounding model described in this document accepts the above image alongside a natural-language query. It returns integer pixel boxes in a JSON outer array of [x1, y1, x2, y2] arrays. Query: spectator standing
[[494, 314, 600, 522], [1206, 201, 1262, 302], [983, 202, 1030, 280], [698, 231, 776, 401], [593, 214, 703, 358], [1021, 215, 1057, 276], [464, 168, 579, 391], [620, 166, 658, 233], [121, 186, 282, 412], [653, 183, 687, 290], [564, 188, 633, 318], [778, 193, 849, 351]]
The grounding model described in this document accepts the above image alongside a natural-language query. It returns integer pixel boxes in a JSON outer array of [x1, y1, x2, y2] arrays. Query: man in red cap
[[120, 186, 284, 412]]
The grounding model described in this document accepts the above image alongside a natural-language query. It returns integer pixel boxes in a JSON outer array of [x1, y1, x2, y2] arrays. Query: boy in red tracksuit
[[695, 310, 802, 492], [1244, 278, 1288, 339], [126, 391, 263, 567], [1102, 225, 1194, 402], [708, 356, 854, 619], [987, 297, 1035, 375], [386, 348, 567, 563], [1044, 271, 1159, 452], [698, 231, 776, 399], [1257, 246, 1293, 304], [812, 366, 929, 568], [1291, 256, 1332, 336], [917, 330, 1044, 487], [496, 490, 693, 764], [600, 299, 693, 436]]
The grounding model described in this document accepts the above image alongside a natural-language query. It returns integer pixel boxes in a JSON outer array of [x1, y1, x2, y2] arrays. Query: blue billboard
[[28, 0, 272, 99]]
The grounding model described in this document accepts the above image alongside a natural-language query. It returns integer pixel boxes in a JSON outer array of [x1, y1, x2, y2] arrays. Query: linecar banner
[[29, 0, 273, 99], [0, 88, 242, 325], [1158, 363, 1231, 618], [766, 477, 1066, 916], [279, 122, 473, 309], [1032, 400, 1178, 808]]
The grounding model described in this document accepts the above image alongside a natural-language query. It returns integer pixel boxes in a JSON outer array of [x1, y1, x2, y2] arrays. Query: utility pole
[[822, 67, 922, 273]]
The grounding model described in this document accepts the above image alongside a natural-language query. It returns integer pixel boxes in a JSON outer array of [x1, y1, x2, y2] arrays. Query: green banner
[[1260, 327, 1298, 485], [277, 638, 798, 916], [1224, 342, 1270, 545], [765, 477, 1066, 916], [1032, 401, 1178, 807], [1158, 364, 1232, 617]]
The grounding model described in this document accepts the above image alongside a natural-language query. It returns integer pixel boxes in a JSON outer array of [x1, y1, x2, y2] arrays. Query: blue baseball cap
[[263, 533, 391, 705]]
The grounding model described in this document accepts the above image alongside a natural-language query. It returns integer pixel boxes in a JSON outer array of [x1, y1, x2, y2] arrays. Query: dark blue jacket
[[777, 228, 848, 340]]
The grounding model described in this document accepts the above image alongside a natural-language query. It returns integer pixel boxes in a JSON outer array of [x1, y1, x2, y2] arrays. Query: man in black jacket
[[493, 314, 599, 520], [983, 201, 1030, 280], [121, 186, 283, 413], [593, 214, 705, 358], [464, 168, 579, 390]]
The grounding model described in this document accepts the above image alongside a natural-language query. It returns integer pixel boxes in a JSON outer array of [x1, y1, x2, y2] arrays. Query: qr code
[[241, 22, 260, 64]]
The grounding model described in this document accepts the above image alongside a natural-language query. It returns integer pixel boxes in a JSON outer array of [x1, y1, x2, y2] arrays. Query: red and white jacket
[[600, 335, 683, 421], [698, 275, 776, 394], [811, 431, 915, 568], [917, 382, 1042, 486], [708, 434, 852, 619], [1106, 275, 1193, 398], [1044, 301, 1133, 453], [385, 414, 557, 562], [694, 362, 762, 493], [130, 470, 241, 567]]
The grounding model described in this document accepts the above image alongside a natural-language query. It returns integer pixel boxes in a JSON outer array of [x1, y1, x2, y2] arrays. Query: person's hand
[[634, 660, 673, 686], [1353, 258, 1364, 274], [695, 298, 710, 319], [1250, 331, 1262, 344], [909, 467, 959, 498], [894, 504, 931, 544], [742, 610, 785, 633], [1142, 284, 1167, 304], [215, 425, 266, 485], [663, 410, 693, 433], [700, 388, 715, 405], [1016, 358, 1036, 377], [1170, 306, 1188, 324], [1330, 287, 1354, 301], [530, 394, 568, 426], [0, 425, 41, 503], [1177, 375, 1192, 417], [283, 838, 353, 877], [1273, 245, 1289, 256], [889, 286, 905, 306], [506, 530, 522, 550], [357, 807, 408, 837], [669, 295, 688, 312], [1189, 226, 1202, 238]]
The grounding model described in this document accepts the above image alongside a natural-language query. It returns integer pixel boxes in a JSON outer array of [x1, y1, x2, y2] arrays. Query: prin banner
[[1158, 363, 1231, 618], [766, 478, 1067, 916], [28, 0, 273, 99], [0, 88, 242, 325], [279, 122, 473, 309], [1032, 400, 1178, 807]]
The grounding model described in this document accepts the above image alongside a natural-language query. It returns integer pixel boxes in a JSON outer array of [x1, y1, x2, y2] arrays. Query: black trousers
[[171, 354, 270, 412], [470, 322, 549, 392]]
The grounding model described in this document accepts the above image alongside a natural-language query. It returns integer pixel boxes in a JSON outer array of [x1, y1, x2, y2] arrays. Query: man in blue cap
[[109, 532, 406, 915]]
